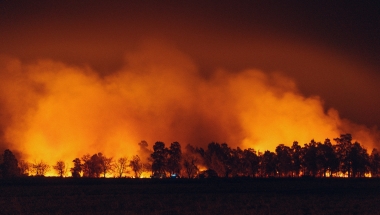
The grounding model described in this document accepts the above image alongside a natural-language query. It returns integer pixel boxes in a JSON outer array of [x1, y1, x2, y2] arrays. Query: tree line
[[1, 134, 380, 179]]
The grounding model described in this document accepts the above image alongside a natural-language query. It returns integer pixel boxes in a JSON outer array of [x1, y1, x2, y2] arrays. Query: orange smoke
[[0, 42, 378, 176]]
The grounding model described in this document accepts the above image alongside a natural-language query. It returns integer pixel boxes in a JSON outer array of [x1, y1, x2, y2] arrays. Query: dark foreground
[[1, 177, 380, 215]]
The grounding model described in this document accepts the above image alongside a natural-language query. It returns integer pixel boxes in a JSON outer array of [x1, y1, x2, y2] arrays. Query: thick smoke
[[0, 42, 378, 172]]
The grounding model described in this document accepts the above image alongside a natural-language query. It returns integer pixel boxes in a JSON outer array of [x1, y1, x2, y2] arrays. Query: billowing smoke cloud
[[0, 42, 378, 173]]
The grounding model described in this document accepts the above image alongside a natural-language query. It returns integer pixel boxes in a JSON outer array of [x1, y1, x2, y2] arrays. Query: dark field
[[1, 178, 380, 214]]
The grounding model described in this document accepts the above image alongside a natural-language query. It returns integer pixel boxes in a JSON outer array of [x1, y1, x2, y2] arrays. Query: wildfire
[[0, 43, 378, 176]]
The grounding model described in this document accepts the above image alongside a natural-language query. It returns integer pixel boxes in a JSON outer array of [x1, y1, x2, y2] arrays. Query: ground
[[0, 177, 379, 214]]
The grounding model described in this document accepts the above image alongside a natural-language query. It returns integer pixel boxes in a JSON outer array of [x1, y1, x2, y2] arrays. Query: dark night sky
[[1, 0, 380, 128]]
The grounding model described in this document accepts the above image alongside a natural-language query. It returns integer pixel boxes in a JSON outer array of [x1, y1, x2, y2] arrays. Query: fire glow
[[0, 43, 378, 176]]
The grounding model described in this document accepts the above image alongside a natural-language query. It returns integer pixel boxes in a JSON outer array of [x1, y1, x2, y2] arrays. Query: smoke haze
[[0, 41, 378, 169]]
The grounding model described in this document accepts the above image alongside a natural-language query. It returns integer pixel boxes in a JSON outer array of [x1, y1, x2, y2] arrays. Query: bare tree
[[182, 154, 199, 178], [182, 144, 201, 178], [19, 160, 31, 176], [32, 160, 50, 176], [115, 157, 129, 178], [98, 153, 113, 178], [129, 155, 144, 178], [53, 160, 67, 177]]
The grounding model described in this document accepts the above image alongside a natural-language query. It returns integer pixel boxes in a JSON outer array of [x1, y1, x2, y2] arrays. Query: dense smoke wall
[[0, 43, 378, 169]]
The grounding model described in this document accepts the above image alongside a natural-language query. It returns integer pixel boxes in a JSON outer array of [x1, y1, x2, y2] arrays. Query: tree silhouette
[[19, 160, 31, 176], [151, 141, 168, 177], [0, 149, 20, 178], [370, 148, 380, 177], [81, 154, 91, 177], [115, 157, 129, 178], [4, 132, 376, 179], [220, 143, 234, 177], [182, 144, 200, 178], [275, 144, 292, 177], [82, 153, 102, 178], [261, 150, 277, 177], [230, 147, 244, 177], [242, 148, 259, 177], [315, 139, 339, 177], [203, 142, 234, 177], [129, 155, 144, 178], [167, 142, 182, 176], [303, 140, 318, 177], [90, 153, 103, 178], [98, 153, 113, 178], [53, 160, 66, 177], [203, 143, 224, 177], [32, 160, 50, 176], [334, 134, 353, 177], [333, 134, 370, 177], [290, 141, 302, 177], [349, 142, 369, 177], [71, 158, 82, 178]]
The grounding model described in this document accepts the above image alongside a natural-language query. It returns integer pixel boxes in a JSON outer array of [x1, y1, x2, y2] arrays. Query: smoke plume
[[0, 42, 378, 173]]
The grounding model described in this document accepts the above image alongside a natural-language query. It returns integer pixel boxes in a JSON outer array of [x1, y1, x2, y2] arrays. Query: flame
[[140, 172, 151, 179], [0, 42, 378, 176]]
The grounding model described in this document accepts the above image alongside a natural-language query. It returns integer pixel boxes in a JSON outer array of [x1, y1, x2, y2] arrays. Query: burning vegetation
[[1, 133, 380, 178]]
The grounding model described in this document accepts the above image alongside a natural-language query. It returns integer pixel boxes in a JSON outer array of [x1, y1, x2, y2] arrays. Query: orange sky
[[0, 1, 379, 174]]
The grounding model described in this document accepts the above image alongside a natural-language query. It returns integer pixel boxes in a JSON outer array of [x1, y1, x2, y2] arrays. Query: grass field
[[1, 177, 380, 214]]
